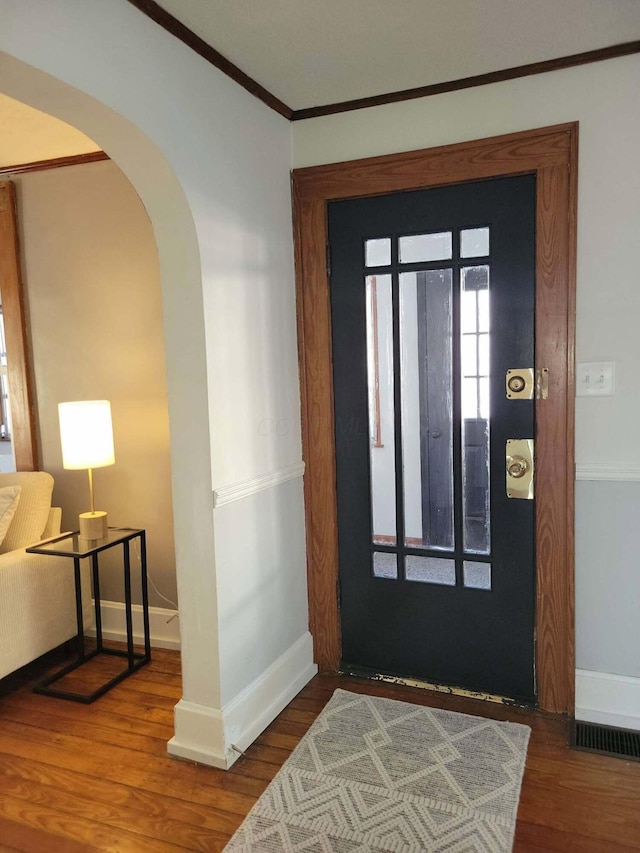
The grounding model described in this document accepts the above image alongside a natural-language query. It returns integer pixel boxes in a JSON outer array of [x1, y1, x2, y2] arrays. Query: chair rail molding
[[212, 461, 305, 508], [576, 464, 640, 482]]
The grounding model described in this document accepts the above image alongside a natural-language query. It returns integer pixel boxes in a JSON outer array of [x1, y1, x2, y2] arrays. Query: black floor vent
[[572, 720, 640, 760]]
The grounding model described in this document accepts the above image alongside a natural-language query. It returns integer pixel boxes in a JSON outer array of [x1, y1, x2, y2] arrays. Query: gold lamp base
[[79, 511, 108, 540]]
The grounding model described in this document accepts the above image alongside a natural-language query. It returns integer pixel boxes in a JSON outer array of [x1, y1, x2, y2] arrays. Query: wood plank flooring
[[1, 646, 639, 851]]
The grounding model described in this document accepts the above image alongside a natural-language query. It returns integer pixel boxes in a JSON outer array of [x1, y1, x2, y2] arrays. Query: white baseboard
[[87, 599, 180, 650], [167, 631, 317, 769], [221, 631, 318, 764], [168, 699, 227, 768], [575, 668, 640, 731]]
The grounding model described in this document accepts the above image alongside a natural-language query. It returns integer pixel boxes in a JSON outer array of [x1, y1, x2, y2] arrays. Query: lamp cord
[[132, 537, 179, 623], [110, 528, 179, 623]]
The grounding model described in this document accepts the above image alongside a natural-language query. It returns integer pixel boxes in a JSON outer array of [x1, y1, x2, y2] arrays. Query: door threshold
[[339, 664, 535, 709]]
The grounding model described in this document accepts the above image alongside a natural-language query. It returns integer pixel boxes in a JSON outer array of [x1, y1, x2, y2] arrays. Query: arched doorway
[[0, 48, 221, 756]]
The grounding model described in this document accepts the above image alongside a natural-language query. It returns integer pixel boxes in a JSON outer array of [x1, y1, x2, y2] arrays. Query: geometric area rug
[[224, 688, 531, 852]]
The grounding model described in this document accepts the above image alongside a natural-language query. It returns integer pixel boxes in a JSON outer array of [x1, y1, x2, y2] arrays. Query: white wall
[[13, 159, 176, 608], [0, 92, 100, 166], [575, 481, 640, 677], [0, 441, 14, 472], [0, 0, 312, 767], [294, 56, 640, 709]]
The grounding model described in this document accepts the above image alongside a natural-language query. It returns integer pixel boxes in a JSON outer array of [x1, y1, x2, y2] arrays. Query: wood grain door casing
[[292, 124, 577, 716], [0, 181, 37, 471]]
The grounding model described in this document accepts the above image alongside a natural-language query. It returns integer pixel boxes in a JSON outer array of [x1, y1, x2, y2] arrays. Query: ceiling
[[155, 0, 640, 111], [2, 1, 639, 168]]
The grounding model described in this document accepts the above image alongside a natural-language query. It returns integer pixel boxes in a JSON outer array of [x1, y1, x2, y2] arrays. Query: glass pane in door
[[372, 551, 398, 579], [460, 227, 490, 258], [366, 275, 397, 545], [400, 269, 454, 550], [399, 231, 452, 263], [406, 555, 456, 586], [461, 265, 491, 554], [365, 238, 391, 267], [463, 560, 492, 590]]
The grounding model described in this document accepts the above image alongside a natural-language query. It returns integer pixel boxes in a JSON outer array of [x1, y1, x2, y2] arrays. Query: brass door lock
[[506, 368, 534, 399], [506, 368, 549, 399], [506, 439, 534, 499], [507, 455, 530, 478]]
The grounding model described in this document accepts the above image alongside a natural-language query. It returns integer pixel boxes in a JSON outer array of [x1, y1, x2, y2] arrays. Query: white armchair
[[0, 471, 92, 680]]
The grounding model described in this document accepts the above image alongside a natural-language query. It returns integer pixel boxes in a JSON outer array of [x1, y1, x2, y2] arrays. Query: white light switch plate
[[576, 361, 615, 396]]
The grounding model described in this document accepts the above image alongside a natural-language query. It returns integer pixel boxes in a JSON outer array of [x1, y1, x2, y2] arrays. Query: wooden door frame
[[0, 181, 37, 471], [292, 123, 577, 716]]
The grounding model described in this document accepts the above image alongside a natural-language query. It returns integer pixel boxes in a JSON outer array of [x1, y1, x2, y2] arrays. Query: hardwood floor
[[0, 647, 639, 851]]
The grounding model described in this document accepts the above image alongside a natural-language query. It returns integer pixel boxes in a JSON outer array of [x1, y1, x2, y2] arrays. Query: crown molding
[[0, 151, 109, 178], [125, 0, 293, 119], [292, 40, 640, 120], [125, 8, 640, 122]]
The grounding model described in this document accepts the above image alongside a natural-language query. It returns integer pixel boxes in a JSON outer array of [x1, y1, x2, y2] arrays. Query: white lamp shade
[[58, 400, 115, 470]]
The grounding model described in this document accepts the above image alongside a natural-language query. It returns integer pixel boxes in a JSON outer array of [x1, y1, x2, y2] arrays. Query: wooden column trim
[[534, 161, 576, 714], [293, 191, 342, 669], [0, 182, 37, 471], [293, 123, 577, 714]]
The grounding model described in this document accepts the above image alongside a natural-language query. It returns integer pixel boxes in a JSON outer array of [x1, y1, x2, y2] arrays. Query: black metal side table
[[26, 527, 151, 703]]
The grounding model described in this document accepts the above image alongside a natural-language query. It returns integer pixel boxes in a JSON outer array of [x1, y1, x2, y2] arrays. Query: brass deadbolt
[[507, 455, 529, 479], [506, 368, 534, 399]]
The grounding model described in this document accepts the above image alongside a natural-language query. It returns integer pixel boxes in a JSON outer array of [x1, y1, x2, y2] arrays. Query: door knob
[[507, 455, 529, 478], [506, 439, 534, 499]]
